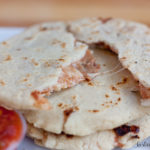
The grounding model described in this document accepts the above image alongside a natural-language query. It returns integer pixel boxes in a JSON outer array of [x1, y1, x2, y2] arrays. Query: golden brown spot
[[106, 105, 110, 108], [2, 41, 7, 45], [40, 27, 48, 31], [145, 31, 150, 35], [61, 43, 66, 48], [31, 59, 39, 66], [105, 94, 109, 98], [72, 96, 76, 100], [101, 104, 105, 106], [88, 110, 99, 113], [88, 81, 94, 86], [110, 101, 113, 103], [139, 83, 150, 99], [23, 57, 28, 60], [44, 62, 51, 67], [111, 86, 118, 91], [117, 77, 128, 85], [74, 106, 79, 111], [23, 78, 28, 82], [99, 17, 112, 23], [26, 74, 31, 77], [5, 55, 11, 61], [58, 103, 63, 107], [31, 91, 51, 109], [64, 108, 74, 123], [58, 58, 65, 62], [91, 31, 99, 34], [93, 110, 99, 112], [0, 80, 5, 86]]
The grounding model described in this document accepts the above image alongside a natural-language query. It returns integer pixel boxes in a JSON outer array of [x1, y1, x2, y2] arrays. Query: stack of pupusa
[[1, 18, 150, 150]]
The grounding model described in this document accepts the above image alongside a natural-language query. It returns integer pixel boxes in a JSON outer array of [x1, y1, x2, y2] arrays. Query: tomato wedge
[[0, 106, 26, 150]]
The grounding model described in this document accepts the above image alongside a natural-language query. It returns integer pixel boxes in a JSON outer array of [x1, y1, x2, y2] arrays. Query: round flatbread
[[23, 48, 150, 136], [0, 22, 99, 110], [69, 17, 150, 106], [27, 114, 150, 150]]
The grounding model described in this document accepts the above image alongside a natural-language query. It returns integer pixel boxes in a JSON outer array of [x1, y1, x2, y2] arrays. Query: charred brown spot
[[117, 97, 121, 101], [117, 78, 128, 85], [114, 125, 139, 137], [99, 17, 112, 24], [61, 132, 74, 139], [64, 108, 74, 123], [131, 135, 140, 139], [66, 134, 74, 139]]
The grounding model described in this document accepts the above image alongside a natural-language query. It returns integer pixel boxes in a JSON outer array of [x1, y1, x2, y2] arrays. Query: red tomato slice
[[0, 106, 26, 150]]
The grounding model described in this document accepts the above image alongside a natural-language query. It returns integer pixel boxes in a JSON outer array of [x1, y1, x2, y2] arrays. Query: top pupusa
[[0, 21, 100, 110]]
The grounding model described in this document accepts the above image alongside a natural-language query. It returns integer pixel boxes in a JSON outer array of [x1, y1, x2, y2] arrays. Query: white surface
[[0, 27, 150, 150]]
